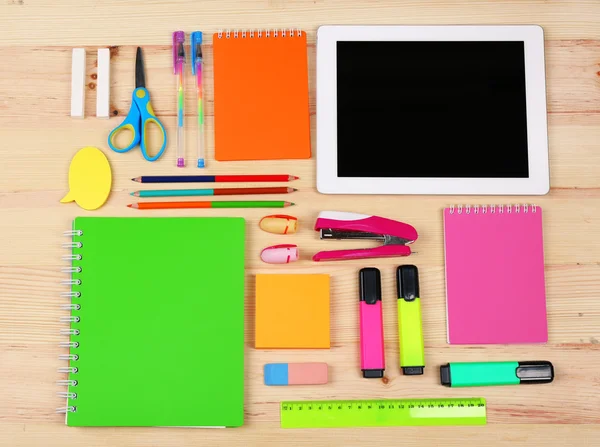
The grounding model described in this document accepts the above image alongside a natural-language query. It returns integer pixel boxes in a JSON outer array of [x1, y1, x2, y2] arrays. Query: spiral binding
[[61, 304, 81, 311], [62, 242, 82, 249], [60, 316, 80, 323], [60, 291, 81, 298], [217, 28, 303, 39], [448, 204, 537, 215], [61, 279, 81, 286], [64, 230, 83, 236], [60, 329, 80, 336], [57, 227, 83, 415]]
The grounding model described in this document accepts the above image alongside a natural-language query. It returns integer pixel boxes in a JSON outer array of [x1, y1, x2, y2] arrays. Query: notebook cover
[[64, 217, 245, 427], [255, 274, 330, 349], [213, 30, 311, 161], [443, 206, 547, 344]]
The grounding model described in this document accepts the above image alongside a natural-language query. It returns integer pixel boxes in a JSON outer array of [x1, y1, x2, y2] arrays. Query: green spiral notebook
[[59, 217, 245, 427]]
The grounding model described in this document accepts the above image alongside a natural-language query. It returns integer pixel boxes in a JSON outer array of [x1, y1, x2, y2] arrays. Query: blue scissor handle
[[108, 90, 142, 154], [137, 88, 167, 162], [107, 88, 167, 162]]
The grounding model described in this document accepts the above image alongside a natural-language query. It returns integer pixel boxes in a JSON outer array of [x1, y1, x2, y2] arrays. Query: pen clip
[[172, 31, 185, 74], [191, 31, 203, 75]]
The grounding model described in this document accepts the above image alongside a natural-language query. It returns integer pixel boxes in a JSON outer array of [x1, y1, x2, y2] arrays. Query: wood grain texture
[[1, 0, 599, 445]]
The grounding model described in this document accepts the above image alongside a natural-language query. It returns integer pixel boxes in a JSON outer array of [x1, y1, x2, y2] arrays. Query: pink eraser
[[260, 244, 299, 264], [264, 362, 328, 386]]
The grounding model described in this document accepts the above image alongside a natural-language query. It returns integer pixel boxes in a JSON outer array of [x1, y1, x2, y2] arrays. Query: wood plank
[[1, 0, 600, 43], [1, 40, 600, 120], [0, 193, 599, 265], [1, 264, 599, 344], [1, 41, 600, 191], [1, 343, 599, 426], [0, 423, 598, 447]]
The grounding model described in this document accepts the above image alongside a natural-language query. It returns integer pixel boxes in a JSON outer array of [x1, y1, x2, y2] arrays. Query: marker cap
[[516, 361, 554, 384], [397, 264, 419, 301], [360, 268, 381, 304]]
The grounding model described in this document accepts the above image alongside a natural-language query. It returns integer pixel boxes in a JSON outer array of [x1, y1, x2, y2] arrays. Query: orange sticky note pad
[[255, 274, 330, 349]]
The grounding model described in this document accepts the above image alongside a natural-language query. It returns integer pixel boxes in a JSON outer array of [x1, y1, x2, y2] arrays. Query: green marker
[[396, 265, 425, 375], [440, 361, 555, 387]]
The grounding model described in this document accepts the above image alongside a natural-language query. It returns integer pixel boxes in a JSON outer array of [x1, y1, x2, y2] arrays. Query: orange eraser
[[259, 215, 298, 234]]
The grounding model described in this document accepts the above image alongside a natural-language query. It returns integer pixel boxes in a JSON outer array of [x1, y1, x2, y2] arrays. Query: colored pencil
[[132, 175, 299, 183], [131, 187, 296, 198], [128, 201, 294, 210]]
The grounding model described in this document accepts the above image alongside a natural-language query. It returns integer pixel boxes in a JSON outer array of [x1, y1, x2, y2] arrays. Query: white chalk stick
[[70, 48, 86, 118], [96, 48, 110, 119]]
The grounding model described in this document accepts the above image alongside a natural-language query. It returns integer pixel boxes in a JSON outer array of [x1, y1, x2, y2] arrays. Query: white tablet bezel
[[316, 25, 549, 195]]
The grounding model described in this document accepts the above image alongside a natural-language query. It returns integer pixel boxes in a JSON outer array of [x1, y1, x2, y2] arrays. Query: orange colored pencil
[[128, 200, 294, 210]]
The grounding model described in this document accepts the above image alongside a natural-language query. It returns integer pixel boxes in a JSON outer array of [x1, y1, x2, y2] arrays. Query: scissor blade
[[135, 47, 146, 88]]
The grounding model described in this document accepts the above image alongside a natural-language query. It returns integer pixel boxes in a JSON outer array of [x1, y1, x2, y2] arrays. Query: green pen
[[440, 361, 555, 387], [396, 265, 425, 375]]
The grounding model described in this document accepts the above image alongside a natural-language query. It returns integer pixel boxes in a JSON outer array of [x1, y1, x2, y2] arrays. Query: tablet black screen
[[336, 41, 529, 178]]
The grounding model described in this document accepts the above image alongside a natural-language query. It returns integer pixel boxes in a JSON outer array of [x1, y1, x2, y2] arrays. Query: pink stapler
[[313, 211, 418, 262]]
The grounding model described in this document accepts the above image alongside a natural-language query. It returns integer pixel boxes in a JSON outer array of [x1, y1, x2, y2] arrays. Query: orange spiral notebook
[[213, 29, 311, 161]]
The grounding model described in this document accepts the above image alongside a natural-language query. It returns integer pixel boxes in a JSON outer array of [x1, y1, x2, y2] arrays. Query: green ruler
[[281, 398, 486, 428]]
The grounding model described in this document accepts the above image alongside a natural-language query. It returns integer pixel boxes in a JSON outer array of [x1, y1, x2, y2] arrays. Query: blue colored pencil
[[131, 175, 298, 183]]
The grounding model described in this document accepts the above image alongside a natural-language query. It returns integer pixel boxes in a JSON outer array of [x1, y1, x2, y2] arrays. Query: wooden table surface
[[1, 1, 599, 445]]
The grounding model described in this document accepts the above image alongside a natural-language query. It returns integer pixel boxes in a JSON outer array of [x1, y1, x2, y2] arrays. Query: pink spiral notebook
[[443, 205, 548, 344]]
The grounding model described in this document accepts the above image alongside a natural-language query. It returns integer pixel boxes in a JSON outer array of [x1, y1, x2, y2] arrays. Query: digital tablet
[[316, 25, 549, 195]]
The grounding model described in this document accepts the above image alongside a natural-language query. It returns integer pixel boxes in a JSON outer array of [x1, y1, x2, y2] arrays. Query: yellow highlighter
[[397, 265, 425, 375]]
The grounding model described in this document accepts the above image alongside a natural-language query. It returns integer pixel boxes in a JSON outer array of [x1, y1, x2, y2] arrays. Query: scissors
[[108, 47, 167, 162]]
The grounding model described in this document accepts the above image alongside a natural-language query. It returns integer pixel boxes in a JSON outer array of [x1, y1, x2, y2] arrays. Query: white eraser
[[70, 48, 86, 118], [96, 48, 110, 119]]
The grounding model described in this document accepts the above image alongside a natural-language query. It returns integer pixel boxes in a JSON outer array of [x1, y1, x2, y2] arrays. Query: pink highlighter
[[359, 268, 385, 378]]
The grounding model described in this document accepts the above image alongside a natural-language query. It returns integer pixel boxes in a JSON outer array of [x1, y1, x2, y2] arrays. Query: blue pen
[[191, 31, 205, 168]]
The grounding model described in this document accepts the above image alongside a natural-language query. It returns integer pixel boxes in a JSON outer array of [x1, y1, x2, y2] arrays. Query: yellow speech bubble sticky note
[[60, 146, 112, 211]]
